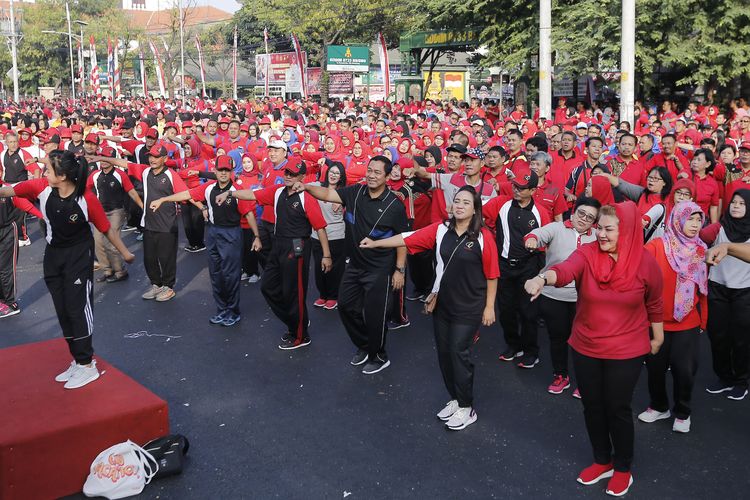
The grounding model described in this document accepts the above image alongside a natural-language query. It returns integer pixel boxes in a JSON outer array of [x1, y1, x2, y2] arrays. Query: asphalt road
[[3, 221, 749, 499]]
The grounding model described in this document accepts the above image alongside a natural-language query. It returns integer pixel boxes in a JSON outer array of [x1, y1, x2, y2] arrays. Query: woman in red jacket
[[525, 201, 664, 497], [639, 202, 707, 433], [360, 186, 499, 431]]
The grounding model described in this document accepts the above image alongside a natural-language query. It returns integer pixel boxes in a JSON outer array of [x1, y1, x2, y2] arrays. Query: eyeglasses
[[674, 190, 692, 198], [575, 209, 597, 222], [646, 176, 665, 183], [283, 170, 298, 177]]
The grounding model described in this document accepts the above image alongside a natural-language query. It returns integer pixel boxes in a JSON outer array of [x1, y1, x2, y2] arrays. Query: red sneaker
[[313, 298, 326, 307], [605, 471, 633, 497], [324, 300, 338, 310], [547, 374, 571, 394], [577, 462, 614, 485], [572, 388, 581, 399]]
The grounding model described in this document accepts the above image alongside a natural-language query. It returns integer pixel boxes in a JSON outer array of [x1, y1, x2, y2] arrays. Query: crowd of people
[[1, 92, 750, 497]]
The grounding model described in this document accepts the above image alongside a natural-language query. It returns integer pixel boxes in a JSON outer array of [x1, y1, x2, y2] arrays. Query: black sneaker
[[388, 320, 410, 330], [517, 353, 540, 369], [350, 349, 369, 366], [279, 336, 311, 350], [498, 348, 524, 361], [406, 292, 425, 301], [121, 224, 137, 233], [706, 380, 735, 394], [362, 354, 390, 374], [192, 244, 206, 253], [727, 386, 748, 401], [184, 245, 196, 252]]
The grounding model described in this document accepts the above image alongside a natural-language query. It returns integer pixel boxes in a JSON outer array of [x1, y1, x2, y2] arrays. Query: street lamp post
[[9, 0, 19, 102], [75, 20, 88, 95], [65, 2, 75, 98]]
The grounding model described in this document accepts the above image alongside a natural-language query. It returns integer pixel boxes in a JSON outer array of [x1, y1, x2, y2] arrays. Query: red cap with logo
[[511, 167, 539, 189], [71, 124, 84, 133], [145, 128, 159, 139], [99, 146, 116, 158], [164, 121, 179, 131], [85, 133, 100, 144], [739, 141, 750, 151], [215, 155, 234, 170], [147, 145, 167, 157]]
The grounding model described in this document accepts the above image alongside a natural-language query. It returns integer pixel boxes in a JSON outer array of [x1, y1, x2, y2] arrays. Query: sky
[[202, 0, 241, 13]]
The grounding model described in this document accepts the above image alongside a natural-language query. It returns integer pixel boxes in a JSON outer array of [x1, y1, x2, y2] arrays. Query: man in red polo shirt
[[607, 133, 639, 178], [550, 131, 580, 189]]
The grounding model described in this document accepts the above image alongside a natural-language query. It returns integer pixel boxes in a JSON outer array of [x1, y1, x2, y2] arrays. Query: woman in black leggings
[[0, 151, 134, 389]]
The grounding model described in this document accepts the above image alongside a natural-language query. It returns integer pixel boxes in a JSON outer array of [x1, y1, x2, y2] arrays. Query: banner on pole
[[255, 52, 307, 86]]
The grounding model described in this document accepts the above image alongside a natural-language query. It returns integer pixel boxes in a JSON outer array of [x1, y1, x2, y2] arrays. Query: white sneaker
[[142, 285, 163, 300], [18, 237, 31, 247], [55, 361, 78, 383], [637, 407, 671, 423], [64, 360, 100, 389], [241, 272, 249, 281], [248, 274, 261, 283], [445, 406, 477, 430], [437, 400, 459, 421], [672, 416, 691, 433]]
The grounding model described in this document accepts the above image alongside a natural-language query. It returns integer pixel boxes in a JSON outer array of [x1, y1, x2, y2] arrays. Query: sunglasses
[[283, 170, 299, 176], [575, 209, 597, 223]]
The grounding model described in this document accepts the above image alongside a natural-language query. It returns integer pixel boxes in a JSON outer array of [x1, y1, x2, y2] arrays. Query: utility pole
[[65, 2, 76, 99], [76, 20, 87, 95], [9, 0, 19, 102], [539, 0, 552, 119], [620, 0, 635, 125], [178, 0, 185, 99]]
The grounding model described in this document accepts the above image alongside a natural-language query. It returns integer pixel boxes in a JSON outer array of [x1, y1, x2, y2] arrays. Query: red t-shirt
[[550, 246, 663, 359]]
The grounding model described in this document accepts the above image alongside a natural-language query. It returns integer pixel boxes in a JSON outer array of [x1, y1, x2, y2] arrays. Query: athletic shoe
[[498, 348, 523, 361], [106, 272, 129, 283], [572, 388, 581, 399], [241, 272, 249, 281], [135, 232, 144, 241], [54, 361, 78, 382], [324, 300, 338, 310], [605, 471, 633, 497], [221, 314, 241, 327], [727, 386, 748, 401], [577, 463, 614, 485], [18, 237, 31, 247], [673, 417, 691, 433], [247, 274, 261, 283], [142, 285, 164, 300], [184, 245, 197, 252], [406, 292, 425, 301], [64, 361, 100, 389], [350, 349, 368, 366], [279, 336, 311, 350], [362, 355, 390, 375], [436, 399, 459, 421], [0, 302, 20, 319], [548, 375, 571, 394], [637, 407, 671, 423], [705, 380, 734, 394], [192, 244, 206, 253], [121, 225, 137, 232], [209, 311, 227, 325], [155, 287, 176, 302], [280, 332, 294, 343], [388, 320, 410, 330], [313, 298, 327, 307], [517, 354, 540, 369], [96, 274, 112, 283], [445, 407, 477, 430]]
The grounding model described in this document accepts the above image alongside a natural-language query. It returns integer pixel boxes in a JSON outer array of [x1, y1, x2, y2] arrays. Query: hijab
[[425, 145, 443, 165], [578, 201, 644, 291], [590, 175, 615, 205], [385, 146, 400, 163], [662, 202, 708, 321], [721, 189, 750, 243]]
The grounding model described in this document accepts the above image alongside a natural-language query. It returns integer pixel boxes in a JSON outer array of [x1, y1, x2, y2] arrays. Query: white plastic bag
[[83, 440, 158, 499]]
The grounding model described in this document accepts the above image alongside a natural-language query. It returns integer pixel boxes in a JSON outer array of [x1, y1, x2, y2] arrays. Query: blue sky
[[203, 0, 241, 13]]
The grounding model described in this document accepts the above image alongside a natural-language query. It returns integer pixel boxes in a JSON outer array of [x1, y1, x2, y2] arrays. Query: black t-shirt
[[337, 184, 409, 272], [67, 141, 84, 156], [497, 199, 542, 261], [207, 183, 241, 227], [274, 190, 312, 239], [90, 168, 133, 211], [2, 150, 29, 183], [140, 166, 188, 233], [436, 229, 487, 322]]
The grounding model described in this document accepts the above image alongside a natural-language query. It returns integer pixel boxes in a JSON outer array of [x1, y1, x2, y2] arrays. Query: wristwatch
[[537, 272, 547, 285], [395, 266, 406, 274]]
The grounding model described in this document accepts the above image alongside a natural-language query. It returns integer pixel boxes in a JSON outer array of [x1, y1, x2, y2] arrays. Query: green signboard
[[399, 29, 482, 52], [326, 45, 370, 73]]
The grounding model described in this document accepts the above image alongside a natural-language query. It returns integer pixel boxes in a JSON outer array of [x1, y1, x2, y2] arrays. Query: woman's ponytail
[[73, 155, 89, 199]]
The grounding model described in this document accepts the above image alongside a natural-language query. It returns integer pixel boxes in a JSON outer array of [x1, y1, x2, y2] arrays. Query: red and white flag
[[195, 35, 207, 98], [377, 32, 390, 101], [89, 36, 101, 96], [149, 40, 167, 96], [263, 28, 270, 96], [291, 33, 306, 99], [114, 39, 121, 98], [107, 37, 114, 97]]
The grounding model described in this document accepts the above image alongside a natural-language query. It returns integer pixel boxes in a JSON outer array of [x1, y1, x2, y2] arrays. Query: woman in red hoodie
[[525, 201, 664, 497], [639, 202, 707, 434]]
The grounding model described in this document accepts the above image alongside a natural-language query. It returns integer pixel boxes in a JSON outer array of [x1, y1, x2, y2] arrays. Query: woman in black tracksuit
[[360, 185, 499, 431], [0, 150, 134, 390]]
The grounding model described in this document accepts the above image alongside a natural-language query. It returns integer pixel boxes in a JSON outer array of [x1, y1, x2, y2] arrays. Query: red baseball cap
[[145, 128, 159, 139], [182, 121, 194, 129], [84, 132, 100, 144], [283, 118, 297, 128], [219, 116, 231, 124], [215, 155, 233, 170], [99, 146, 116, 158], [164, 121, 179, 131], [259, 117, 271, 125], [739, 141, 750, 151], [59, 127, 71, 139], [147, 145, 167, 157], [71, 124, 84, 133], [511, 167, 539, 189], [283, 159, 306, 175]]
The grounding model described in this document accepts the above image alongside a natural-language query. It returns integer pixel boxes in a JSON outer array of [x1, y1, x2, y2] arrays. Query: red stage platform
[[0, 339, 169, 500]]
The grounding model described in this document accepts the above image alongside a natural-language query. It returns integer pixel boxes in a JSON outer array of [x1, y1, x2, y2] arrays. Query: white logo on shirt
[[73, 278, 82, 285], [69, 214, 79, 222]]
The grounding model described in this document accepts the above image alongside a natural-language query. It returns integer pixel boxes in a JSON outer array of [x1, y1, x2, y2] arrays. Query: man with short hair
[[608, 133, 639, 178], [566, 136, 606, 200], [295, 156, 409, 374]]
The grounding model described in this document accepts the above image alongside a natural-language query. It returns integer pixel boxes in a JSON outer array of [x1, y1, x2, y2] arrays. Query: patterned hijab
[[662, 201, 708, 321]]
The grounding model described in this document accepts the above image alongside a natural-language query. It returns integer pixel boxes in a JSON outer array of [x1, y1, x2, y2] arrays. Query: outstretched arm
[[291, 182, 342, 204]]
